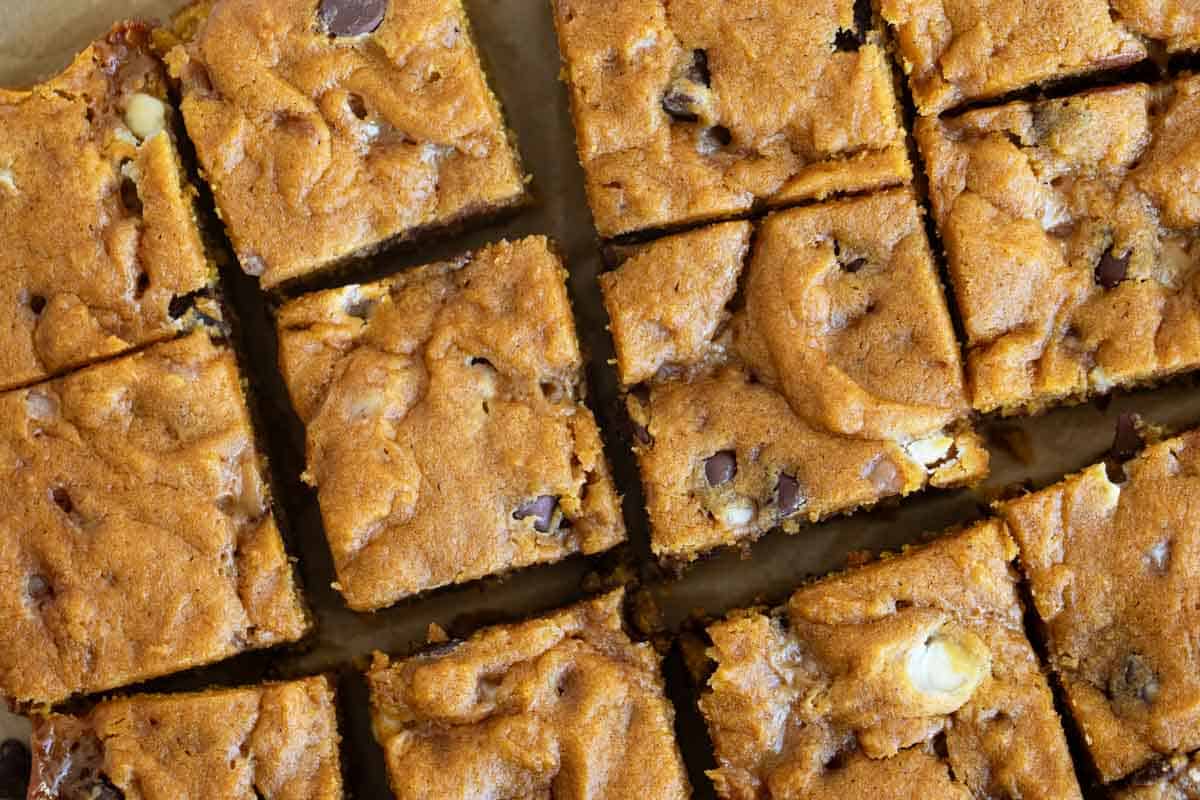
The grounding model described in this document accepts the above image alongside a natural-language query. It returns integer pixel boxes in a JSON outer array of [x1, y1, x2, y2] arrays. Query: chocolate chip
[[51, 486, 73, 514], [29, 294, 46, 315], [685, 49, 710, 86], [776, 473, 802, 516], [318, 0, 387, 36], [0, 739, 29, 798], [469, 357, 494, 368], [1111, 412, 1143, 462], [27, 574, 52, 604], [662, 91, 700, 122], [135, 272, 150, 298], [1109, 653, 1159, 704], [514, 495, 557, 533], [1095, 248, 1130, 289], [705, 125, 732, 147], [119, 175, 142, 216], [633, 423, 652, 445], [704, 451, 737, 485], [842, 257, 867, 273], [347, 92, 368, 120]]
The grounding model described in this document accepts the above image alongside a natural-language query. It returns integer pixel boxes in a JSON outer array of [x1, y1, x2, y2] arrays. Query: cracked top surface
[[601, 191, 987, 560], [367, 590, 689, 800], [551, 0, 910, 237], [0, 22, 213, 393], [28, 676, 342, 799], [918, 78, 1200, 414], [276, 237, 624, 610], [167, 0, 526, 288], [879, 0, 1194, 114], [0, 332, 308, 706], [701, 521, 1081, 800], [1001, 430, 1200, 784]]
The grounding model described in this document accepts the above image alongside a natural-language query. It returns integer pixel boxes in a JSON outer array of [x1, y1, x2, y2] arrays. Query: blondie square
[[701, 521, 1081, 799], [0, 332, 308, 706], [917, 78, 1200, 415], [366, 590, 689, 800], [166, 0, 527, 288], [0, 22, 215, 392], [880, 0, 1200, 114], [276, 237, 624, 610], [551, 0, 911, 238], [28, 676, 342, 799], [599, 190, 988, 561], [1001, 430, 1200, 784]]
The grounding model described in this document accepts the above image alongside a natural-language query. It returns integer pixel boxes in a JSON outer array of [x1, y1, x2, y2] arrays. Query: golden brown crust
[[701, 521, 1082, 800], [167, 0, 527, 288], [0, 332, 308, 706], [602, 191, 988, 561], [0, 22, 214, 392], [918, 78, 1200, 415], [551, 0, 911, 237], [28, 676, 342, 799], [366, 590, 689, 800], [880, 0, 1153, 115], [276, 237, 624, 610], [1001, 430, 1200, 783]]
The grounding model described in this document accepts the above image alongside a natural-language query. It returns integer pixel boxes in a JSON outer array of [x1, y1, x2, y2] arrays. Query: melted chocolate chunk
[[1111, 412, 1144, 462], [514, 495, 558, 533], [776, 473, 802, 516], [319, 0, 388, 37], [1095, 247, 1130, 289], [705, 451, 737, 485]]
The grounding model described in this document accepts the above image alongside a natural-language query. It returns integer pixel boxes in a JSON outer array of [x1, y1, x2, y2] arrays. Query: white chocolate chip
[[905, 434, 955, 469], [114, 127, 139, 147], [721, 500, 755, 527], [1094, 466, 1122, 514], [1089, 366, 1114, 393], [0, 168, 15, 194], [124, 92, 167, 141], [905, 628, 989, 712]]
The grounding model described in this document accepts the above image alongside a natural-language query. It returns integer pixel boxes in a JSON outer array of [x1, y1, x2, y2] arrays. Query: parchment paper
[[3, 2, 1200, 797]]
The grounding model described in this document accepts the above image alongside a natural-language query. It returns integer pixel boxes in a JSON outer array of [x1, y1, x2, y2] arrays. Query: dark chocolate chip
[[633, 423, 652, 445], [685, 49, 711, 86], [514, 495, 557, 533], [51, 486, 73, 514], [347, 92, 368, 120], [705, 125, 733, 147], [345, 296, 376, 320], [842, 257, 867, 273], [662, 91, 700, 122], [119, 175, 142, 216], [0, 739, 29, 797], [704, 450, 737, 485], [27, 574, 52, 604], [1095, 248, 1130, 289], [1111, 412, 1143, 462], [1109, 653, 1159, 704], [318, 0, 387, 36], [29, 294, 46, 315], [776, 473, 802, 516]]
